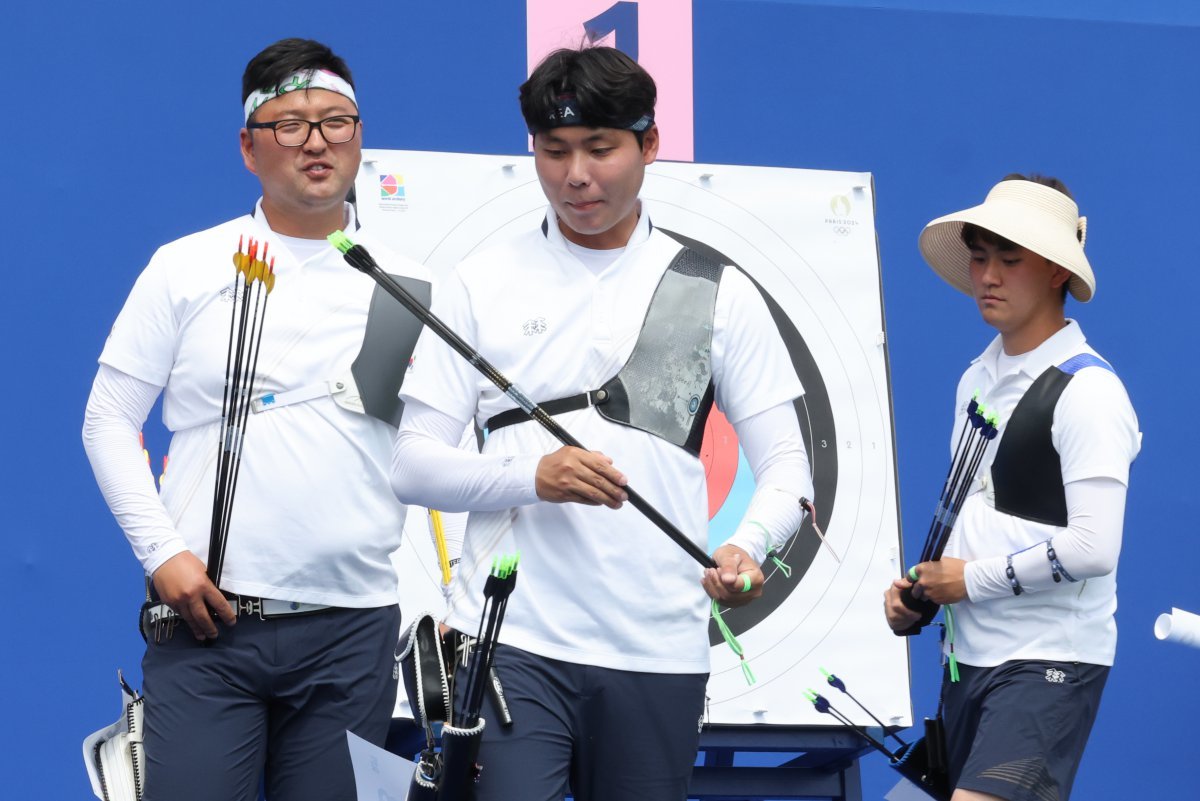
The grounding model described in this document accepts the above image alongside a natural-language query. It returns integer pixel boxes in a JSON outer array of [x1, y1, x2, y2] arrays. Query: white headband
[[243, 69, 357, 122]]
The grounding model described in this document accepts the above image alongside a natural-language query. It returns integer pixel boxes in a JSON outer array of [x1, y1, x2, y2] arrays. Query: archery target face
[[361, 151, 910, 726]]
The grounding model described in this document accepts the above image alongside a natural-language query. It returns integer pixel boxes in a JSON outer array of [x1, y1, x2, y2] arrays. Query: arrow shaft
[[347, 248, 716, 570]]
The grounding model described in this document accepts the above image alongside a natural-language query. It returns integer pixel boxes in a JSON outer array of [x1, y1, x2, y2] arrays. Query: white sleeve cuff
[[723, 486, 806, 565], [964, 555, 1011, 601]]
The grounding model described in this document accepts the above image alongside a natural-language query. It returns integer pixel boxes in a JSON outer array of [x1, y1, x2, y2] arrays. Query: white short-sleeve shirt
[[400, 205, 804, 672], [943, 320, 1141, 666], [100, 202, 429, 607]]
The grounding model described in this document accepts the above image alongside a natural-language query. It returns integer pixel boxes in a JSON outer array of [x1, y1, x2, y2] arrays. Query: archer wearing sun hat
[[884, 175, 1141, 801]]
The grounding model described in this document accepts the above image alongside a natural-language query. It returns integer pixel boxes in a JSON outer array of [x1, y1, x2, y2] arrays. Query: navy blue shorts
[[943, 660, 1109, 801], [458, 643, 708, 801]]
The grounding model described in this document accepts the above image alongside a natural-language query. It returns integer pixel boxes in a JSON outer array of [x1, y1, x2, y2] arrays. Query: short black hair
[[1003, 172, 1075, 201], [960, 223, 1018, 252], [242, 38, 354, 121], [520, 46, 656, 147], [961, 173, 1078, 302]]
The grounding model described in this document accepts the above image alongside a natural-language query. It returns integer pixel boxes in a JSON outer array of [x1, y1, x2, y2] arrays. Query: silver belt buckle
[[236, 596, 264, 620], [455, 633, 476, 668], [141, 602, 181, 643]]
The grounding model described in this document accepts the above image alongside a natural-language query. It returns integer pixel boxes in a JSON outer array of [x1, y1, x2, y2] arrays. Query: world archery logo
[[1045, 668, 1066, 684], [380, 174, 406, 200], [522, 317, 548, 336], [219, 285, 242, 303]]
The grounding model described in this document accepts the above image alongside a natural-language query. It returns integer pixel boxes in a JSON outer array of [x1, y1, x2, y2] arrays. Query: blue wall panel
[[6, 2, 1197, 798]]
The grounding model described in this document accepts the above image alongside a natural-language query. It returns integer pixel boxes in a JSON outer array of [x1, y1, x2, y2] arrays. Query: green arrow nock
[[327, 229, 355, 254]]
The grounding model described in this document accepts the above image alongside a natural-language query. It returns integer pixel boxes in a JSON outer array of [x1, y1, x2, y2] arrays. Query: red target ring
[[699, 408, 740, 519]]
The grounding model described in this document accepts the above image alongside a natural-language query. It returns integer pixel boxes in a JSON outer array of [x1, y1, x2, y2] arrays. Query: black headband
[[529, 94, 654, 134]]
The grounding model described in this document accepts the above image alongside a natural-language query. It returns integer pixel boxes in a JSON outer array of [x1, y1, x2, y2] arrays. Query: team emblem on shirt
[[1045, 668, 1066, 684], [522, 317, 548, 336]]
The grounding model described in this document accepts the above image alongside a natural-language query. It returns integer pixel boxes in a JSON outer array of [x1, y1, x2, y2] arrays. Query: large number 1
[[584, 1, 639, 62]]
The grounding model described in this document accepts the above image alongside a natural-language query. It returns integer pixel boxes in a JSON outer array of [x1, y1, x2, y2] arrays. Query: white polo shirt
[[399, 205, 804, 673], [944, 320, 1140, 666], [100, 201, 428, 607]]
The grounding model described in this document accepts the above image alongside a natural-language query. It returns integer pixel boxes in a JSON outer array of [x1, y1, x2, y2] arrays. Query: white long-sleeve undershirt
[[391, 398, 813, 566], [82, 364, 185, 575], [720, 402, 813, 564], [964, 476, 1126, 601], [391, 400, 542, 512]]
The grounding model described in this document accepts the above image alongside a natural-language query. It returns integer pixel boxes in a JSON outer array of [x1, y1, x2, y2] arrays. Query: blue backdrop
[[6, 1, 1198, 798]]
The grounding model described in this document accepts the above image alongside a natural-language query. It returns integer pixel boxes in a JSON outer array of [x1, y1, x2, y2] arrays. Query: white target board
[[364, 150, 910, 727]]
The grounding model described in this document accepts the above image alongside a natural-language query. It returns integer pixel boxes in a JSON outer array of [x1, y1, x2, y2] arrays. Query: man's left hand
[[909, 557, 969, 605], [702, 545, 764, 607]]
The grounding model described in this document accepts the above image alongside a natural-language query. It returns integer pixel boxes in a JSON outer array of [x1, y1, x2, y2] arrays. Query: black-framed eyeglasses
[[246, 115, 361, 147]]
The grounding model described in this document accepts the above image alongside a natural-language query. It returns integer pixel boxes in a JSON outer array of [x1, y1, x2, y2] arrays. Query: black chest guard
[[990, 353, 1113, 526]]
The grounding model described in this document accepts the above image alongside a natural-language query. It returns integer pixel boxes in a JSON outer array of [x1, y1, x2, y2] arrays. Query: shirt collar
[[974, 319, 1088, 380], [250, 198, 359, 233], [540, 199, 654, 253], [246, 199, 360, 270]]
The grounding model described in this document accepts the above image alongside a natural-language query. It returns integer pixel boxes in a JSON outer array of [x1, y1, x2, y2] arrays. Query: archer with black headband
[[390, 46, 813, 801], [82, 38, 431, 801], [884, 175, 1141, 801]]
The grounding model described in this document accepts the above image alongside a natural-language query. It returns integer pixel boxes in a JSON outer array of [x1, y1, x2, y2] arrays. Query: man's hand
[[907, 558, 968, 605], [702, 545, 764, 608], [883, 578, 923, 631], [535, 446, 628, 509], [151, 551, 236, 640]]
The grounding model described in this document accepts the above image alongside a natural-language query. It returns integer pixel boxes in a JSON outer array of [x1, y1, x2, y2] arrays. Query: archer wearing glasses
[[246, 114, 361, 146], [84, 40, 429, 801]]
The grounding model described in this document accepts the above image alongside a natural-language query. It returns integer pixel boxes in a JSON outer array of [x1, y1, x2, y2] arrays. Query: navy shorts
[[458, 643, 708, 801], [943, 660, 1109, 801]]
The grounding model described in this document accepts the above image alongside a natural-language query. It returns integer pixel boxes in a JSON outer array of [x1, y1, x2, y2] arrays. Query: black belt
[[485, 389, 610, 432]]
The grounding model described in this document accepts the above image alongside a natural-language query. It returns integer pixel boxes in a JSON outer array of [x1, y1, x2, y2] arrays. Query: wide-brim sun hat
[[918, 179, 1095, 302]]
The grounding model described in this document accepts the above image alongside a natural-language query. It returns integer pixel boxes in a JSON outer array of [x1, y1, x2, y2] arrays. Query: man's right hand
[[535, 446, 628, 509], [151, 552, 236, 640], [883, 577, 923, 632]]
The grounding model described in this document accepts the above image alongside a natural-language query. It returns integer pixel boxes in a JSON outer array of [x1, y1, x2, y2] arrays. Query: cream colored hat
[[918, 179, 1095, 302]]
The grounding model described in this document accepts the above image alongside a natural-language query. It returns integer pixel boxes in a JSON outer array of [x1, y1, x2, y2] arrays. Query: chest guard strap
[[252, 274, 430, 426], [485, 247, 724, 456], [990, 353, 1113, 526]]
